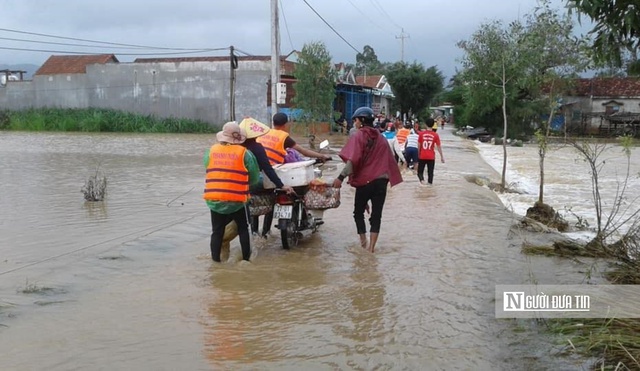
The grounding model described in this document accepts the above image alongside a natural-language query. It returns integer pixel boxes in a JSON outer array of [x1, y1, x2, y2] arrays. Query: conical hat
[[238, 117, 271, 139]]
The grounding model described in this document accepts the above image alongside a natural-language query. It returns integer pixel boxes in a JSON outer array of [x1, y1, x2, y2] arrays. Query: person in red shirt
[[417, 117, 445, 185]]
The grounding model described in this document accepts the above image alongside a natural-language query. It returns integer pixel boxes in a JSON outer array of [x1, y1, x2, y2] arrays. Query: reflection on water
[[0, 130, 595, 369]]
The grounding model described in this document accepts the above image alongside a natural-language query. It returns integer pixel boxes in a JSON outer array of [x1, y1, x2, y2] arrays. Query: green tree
[[355, 45, 382, 76], [457, 20, 527, 189], [567, 0, 640, 66], [293, 41, 337, 131], [385, 62, 444, 119], [521, 0, 589, 207]]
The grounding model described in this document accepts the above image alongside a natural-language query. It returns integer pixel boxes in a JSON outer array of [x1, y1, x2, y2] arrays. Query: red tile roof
[[35, 54, 119, 76], [572, 77, 640, 97], [356, 75, 383, 89]]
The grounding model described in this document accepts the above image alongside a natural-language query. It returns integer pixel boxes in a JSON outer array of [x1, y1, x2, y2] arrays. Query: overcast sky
[[1, 0, 579, 80]]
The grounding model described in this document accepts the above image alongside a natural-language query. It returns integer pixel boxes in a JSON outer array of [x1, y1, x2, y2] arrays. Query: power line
[[301, 0, 359, 54], [234, 48, 255, 56], [0, 27, 228, 51], [0, 36, 207, 51], [279, 0, 296, 52], [369, 0, 403, 30], [345, 0, 394, 36], [0, 45, 226, 56]]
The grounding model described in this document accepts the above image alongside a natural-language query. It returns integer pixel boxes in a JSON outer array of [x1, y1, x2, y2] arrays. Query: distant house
[[563, 77, 640, 136], [355, 75, 394, 117], [35, 54, 119, 75]]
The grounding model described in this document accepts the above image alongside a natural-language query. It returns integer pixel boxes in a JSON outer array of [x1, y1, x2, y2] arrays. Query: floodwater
[[0, 129, 598, 370]]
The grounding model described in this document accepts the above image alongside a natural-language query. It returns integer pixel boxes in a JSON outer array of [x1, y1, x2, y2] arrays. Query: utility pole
[[396, 28, 409, 62], [270, 0, 280, 127], [229, 45, 236, 121]]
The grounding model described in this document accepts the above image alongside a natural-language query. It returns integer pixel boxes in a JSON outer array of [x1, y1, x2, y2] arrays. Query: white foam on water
[[474, 139, 640, 238]]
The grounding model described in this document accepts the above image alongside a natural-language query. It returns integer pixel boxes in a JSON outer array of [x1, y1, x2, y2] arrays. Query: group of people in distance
[[202, 107, 445, 262], [381, 116, 445, 186]]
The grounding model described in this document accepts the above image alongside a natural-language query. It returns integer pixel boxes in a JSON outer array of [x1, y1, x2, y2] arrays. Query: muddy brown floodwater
[[0, 129, 592, 370]]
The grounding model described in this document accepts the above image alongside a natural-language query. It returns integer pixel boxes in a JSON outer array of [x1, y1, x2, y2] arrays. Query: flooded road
[[0, 129, 590, 370]]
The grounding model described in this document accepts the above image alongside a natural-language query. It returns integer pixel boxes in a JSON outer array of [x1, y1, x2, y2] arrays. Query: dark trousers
[[417, 159, 435, 184], [404, 147, 418, 168], [251, 211, 273, 236], [210, 208, 251, 262], [353, 178, 389, 234]]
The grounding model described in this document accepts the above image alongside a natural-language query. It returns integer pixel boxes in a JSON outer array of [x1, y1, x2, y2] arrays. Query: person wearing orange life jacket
[[393, 123, 411, 167], [204, 121, 260, 262], [254, 112, 331, 237], [258, 112, 332, 166]]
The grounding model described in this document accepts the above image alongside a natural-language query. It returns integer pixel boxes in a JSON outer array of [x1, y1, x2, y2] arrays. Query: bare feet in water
[[360, 237, 368, 250]]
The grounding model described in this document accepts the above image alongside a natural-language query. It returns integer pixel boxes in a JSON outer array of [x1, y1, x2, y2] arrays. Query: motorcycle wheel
[[280, 206, 299, 249]]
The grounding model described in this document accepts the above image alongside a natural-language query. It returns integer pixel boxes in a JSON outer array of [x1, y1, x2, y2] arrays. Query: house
[[35, 54, 119, 76], [355, 75, 395, 117], [563, 77, 640, 136], [0, 51, 394, 129]]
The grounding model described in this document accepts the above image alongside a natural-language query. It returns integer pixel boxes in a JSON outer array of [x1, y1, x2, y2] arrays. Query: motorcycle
[[272, 140, 334, 249]]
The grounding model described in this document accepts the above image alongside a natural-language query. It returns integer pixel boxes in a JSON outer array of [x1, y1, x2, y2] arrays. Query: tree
[[567, 0, 640, 66], [384, 62, 443, 119], [457, 20, 527, 190], [355, 45, 382, 76], [293, 41, 337, 132], [521, 0, 589, 208]]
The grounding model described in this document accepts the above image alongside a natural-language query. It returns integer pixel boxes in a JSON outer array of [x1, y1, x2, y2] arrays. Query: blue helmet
[[351, 107, 375, 124]]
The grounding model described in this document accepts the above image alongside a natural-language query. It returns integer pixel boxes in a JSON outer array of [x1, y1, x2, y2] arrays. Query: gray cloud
[[1, 0, 574, 80]]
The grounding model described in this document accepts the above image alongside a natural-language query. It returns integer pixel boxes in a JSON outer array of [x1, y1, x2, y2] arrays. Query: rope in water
[[0, 210, 208, 277]]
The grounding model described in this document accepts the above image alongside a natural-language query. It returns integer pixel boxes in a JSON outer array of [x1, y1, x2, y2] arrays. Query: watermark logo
[[496, 285, 640, 318], [503, 291, 590, 312]]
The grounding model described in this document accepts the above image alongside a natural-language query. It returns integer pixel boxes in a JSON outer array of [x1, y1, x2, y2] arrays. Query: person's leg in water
[[353, 184, 371, 249], [231, 207, 252, 261], [261, 210, 274, 238], [417, 159, 427, 184], [250, 210, 259, 235], [426, 159, 436, 184], [210, 211, 233, 262], [368, 178, 389, 253], [409, 148, 419, 172]]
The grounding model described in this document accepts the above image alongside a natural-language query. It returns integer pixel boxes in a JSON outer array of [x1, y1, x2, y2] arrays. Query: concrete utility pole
[[396, 28, 410, 62], [270, 0, 280, 126]]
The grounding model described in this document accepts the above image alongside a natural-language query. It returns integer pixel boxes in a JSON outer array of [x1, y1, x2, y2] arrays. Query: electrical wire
[[369, 0, 403, 30], [0, 27, 215, 51], [301, 0, 360, 54], [0, 210, 208, 277], [0, 36, 163, 50], [0, 45, 224, 56], [345, 0, 394, 36], [279, 0, 296, 52], [234, 48, 255, 57]]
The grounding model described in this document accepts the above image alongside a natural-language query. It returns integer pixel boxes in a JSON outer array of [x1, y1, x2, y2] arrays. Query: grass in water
[[0, 108, 219, 133], [19, 280, 54, 295], [546, 318, 640, 370]]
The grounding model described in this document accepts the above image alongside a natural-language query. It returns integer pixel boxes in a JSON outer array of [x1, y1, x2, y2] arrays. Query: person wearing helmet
[[332, 106, 403, 253]]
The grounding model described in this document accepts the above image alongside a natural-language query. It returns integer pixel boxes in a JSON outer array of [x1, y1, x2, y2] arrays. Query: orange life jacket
[[257, 129, 288, 165], [396, 128, 410, 145], [203, 144, 250, 202]]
